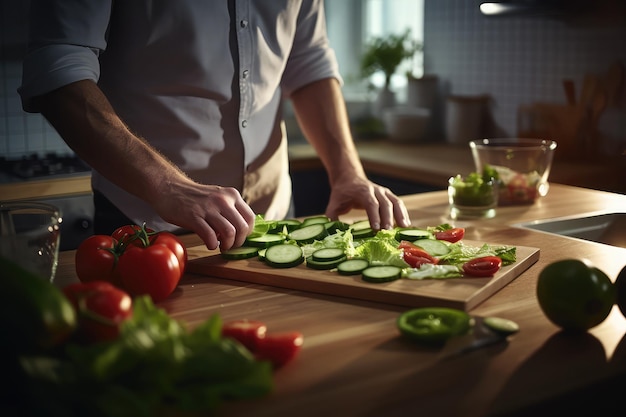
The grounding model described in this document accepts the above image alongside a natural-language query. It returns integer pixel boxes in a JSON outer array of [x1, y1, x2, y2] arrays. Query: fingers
[[328, 181, 411, 231]]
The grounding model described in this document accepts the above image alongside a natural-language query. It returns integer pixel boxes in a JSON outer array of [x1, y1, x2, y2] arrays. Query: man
[[19, 0, 411, 251]]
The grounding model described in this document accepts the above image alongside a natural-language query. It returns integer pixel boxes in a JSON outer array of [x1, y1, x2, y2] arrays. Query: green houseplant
[[360, 29, 422, 90]]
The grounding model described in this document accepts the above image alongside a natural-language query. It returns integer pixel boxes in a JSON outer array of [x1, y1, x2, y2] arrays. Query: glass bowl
[[469, 138, 557, 206]]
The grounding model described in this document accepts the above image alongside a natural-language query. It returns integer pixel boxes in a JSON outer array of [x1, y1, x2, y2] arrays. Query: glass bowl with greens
[[448, 169, 498, 219]]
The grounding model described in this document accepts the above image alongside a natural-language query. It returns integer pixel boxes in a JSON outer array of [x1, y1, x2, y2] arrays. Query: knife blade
[[438, 316, 509, 360]]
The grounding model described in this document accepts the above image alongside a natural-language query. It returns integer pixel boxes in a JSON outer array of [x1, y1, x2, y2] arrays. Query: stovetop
[[0, 153, 92, 183]]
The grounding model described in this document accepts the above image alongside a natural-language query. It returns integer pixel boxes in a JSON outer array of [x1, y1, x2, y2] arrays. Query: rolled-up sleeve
[[280, 0, 342, 96], [18, 0, 112, 112]]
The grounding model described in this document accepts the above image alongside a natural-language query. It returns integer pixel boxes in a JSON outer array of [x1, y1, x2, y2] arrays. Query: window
[[325, 0, 424, 101]]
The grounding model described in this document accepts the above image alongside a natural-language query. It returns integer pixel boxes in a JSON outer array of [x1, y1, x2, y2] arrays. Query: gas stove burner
[[0, 153, 91, 181]]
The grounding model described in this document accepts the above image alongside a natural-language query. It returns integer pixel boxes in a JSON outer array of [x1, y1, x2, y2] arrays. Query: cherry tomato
[[397, 307, 472, 345], [255, 331, 304, 368], [398, 240, 437, 266], [75, 235, 122, 286], [222, 320, 268, 351], [434, 227, 465, 243], [462, 256, 502, 277], [537, 259, 617, 332], [117, 244, 182, 302], [63, 281, 133, 344]]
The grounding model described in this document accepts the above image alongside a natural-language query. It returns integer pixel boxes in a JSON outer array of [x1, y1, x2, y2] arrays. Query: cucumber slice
[[414, 239, 450, 257], [337, 258, 370, 276], [264, 244, 304, 268], [245, 234, 286, 248], [301, 215, 330, 226], [324, 220, 349, 233], [350, 219, 371, 231], [221, 246, 260, 260], [270, 219, 301, 233], [362, 265, 402, 283], [352, 227, 375, 240], [306, 255, 347, 270], [311, 248, 346, 262], [396, 228, 432, 241], [288, 224, 328, 244], [483, 316, 520, 336], [258, 248, 267, 261]]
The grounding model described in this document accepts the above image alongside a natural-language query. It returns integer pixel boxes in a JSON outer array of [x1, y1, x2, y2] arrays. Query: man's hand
[[325, 175, 411, 231], [153, 178, 256, 251]]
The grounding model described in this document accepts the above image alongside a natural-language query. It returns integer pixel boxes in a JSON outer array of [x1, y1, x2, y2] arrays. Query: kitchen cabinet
[[53, 184, 626, 416]]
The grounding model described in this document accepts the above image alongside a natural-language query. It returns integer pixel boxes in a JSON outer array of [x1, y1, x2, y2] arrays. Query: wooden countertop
[[53, 184, 626, 416]]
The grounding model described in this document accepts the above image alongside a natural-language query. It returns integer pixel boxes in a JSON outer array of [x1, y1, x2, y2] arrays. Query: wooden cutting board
[[185, 241, 539, 311]]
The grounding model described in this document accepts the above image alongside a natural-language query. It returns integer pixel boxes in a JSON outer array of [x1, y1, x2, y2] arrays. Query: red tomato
[[63, 281, 133, 344], [112, 224, 154, 247], [403, 253, 436, 268], [462, 256, 502, 277], [255, 331, 304, 369], [151, 231, 188, 273], [222, 320, 268, 351], [117, 244, 182, 302], [398, 240, 438, 265], [75, 235, 122, 286], [434, 227, 465, 243]]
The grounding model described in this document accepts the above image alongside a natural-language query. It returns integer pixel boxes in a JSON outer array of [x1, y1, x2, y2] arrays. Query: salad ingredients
[[490, 165, 541, 205], [221, 216, 516, 283], [222, 319, 268, 351], [15, 297, 273, 416], [448, 171, 498, 207], [222, 320, 303, 369], [397, 307, 473, 345], [462, 256, 503, 277], [255, 331, 304, 369], [537, 259, 616, 332], [63, 281, 133, 344], [75, 224, 187, 302]]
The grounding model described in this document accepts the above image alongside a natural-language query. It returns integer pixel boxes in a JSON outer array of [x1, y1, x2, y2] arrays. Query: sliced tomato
[[222, 320, 267, 351], [434, 227, 465, 243], [398, 240, 438, 265], [403, 253, 436, 268], [255, 331, 304, 369], [462, 256, 502, 277]]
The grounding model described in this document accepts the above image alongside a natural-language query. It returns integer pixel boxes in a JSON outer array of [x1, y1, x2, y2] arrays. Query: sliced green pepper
[[397, 307, 472, 345]]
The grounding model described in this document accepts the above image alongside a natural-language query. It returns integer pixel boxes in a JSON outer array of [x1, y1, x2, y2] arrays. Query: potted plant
[[360, 29, 422, 114]]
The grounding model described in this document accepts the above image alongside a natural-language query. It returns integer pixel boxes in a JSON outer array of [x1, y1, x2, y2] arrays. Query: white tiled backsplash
[[423, 0, 626, 155], [1, 61, 71, 158]]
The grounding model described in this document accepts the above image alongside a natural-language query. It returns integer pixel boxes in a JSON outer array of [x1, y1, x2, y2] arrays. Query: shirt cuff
[[19, 44, 100, 113]]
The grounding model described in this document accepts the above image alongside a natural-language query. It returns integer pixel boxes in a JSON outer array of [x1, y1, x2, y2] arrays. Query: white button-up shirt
[[19, 0, 341, 231]]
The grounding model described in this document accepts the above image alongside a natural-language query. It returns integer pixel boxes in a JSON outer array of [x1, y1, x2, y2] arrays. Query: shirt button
[[240, 20, 248, 28], [242, 69, 249, 79], [242, 120, 248, 128]]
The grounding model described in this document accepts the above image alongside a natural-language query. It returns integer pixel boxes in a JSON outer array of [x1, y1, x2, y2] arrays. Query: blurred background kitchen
[[1, 0, 625, 247]]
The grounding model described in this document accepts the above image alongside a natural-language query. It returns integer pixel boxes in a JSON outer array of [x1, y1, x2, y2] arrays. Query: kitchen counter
[[53, 184, 626, 416]]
